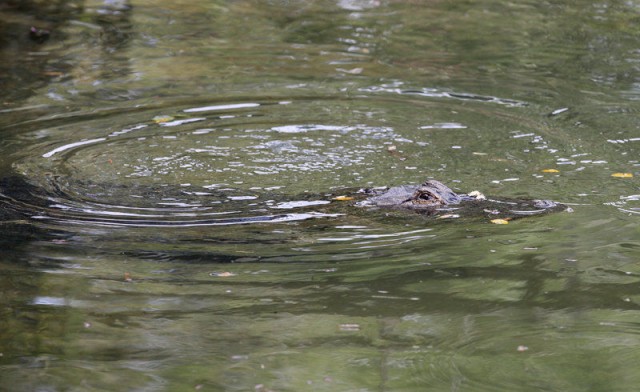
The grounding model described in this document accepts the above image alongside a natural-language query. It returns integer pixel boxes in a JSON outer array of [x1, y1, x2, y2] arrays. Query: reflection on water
[[0, 0, 639, 391]]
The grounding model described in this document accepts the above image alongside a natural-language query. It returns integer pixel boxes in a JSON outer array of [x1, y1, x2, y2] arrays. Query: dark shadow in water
[[0, 175, 69, 252], [0, 0, 133, 106], [0, 1, 81, 103]]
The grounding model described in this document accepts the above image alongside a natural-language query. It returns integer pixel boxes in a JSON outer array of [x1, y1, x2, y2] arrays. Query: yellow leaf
[[491, 219, 510, 225], [210, 271, 236, 277], [153, 115, 175, 124], [542, 169, 559, 173], [611, 173, 633, 178], [332, 195, 354, 201]]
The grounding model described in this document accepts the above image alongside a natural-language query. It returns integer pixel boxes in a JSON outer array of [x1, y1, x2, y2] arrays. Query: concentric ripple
[[4, 92, 576, 231]]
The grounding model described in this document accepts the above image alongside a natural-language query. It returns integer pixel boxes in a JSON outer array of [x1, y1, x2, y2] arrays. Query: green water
[[0, 0, 639, 391]]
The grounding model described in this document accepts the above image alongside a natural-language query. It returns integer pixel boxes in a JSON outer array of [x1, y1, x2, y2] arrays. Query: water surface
[[1, 0, 639, 391]]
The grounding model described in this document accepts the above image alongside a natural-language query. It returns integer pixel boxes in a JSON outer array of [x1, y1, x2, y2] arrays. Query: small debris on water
[[611, 172, 633, 178], [152, 115, 174, 124], [210, 272, 236, 277], [437, 214, 460, 219], [386, 145, 406, 160], [491, 219, 510, 225], [332, 195, 354, 201], [339, 323, 361, 331], [468, 190, 486, 200], [542, 169, 560, 173], [517, 345, 529, 352], [550, 107, 569, 116]]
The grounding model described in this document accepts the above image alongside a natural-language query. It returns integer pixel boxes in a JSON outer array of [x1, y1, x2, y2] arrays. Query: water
[[1, 0, 639, 390]]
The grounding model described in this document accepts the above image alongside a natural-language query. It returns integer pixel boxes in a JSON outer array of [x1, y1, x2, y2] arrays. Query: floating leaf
[[438, 213, 460, 219], [210, 271, 236, 277], [491, 219, 510, 225], [542, 169, 559, 173], [332, 195, 354, 201], [152, 115, 175, 124], [611, 172, 633, 178]]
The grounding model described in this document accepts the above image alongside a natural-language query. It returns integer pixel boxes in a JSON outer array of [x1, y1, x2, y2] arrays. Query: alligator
[[0, 174, 565, 232], [354, 179, 564, 219]]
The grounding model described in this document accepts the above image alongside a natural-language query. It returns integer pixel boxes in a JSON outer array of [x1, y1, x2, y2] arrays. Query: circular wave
[[3, 92, 572, 231]]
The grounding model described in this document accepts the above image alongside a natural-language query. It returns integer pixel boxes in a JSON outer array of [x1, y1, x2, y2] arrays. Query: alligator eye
[[413, 190, 441, 204], [418, 192, 433, 201]]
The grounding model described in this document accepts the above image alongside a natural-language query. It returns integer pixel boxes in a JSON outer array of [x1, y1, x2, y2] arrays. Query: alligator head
[[399, 180, 462, 207], [358, 179, 463, 209], [357, 179, 563, 219]]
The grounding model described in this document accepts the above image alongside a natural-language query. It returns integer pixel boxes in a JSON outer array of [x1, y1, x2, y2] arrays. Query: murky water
[[1, 0, 639, 390]]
